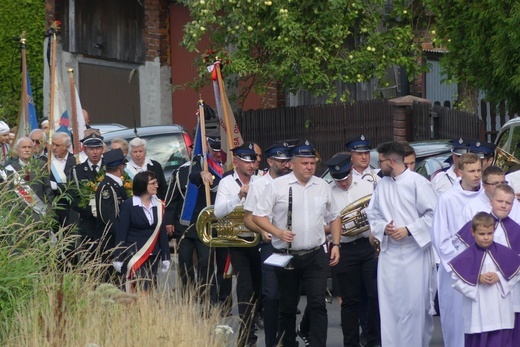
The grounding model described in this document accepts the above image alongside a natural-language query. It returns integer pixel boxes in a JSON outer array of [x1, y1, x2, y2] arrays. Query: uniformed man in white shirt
[[431, 138, 471, 195], [253, 139, 341, 347], [244, 140, 292, 347], [345, 135, 380, 185], [324, 153, 380, 347], [214, 142, 260, 347]]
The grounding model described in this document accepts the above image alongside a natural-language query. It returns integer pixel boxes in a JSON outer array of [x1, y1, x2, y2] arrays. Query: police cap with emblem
[[81, 133, 104, 147], [345, 135, 371, 152], [324, 153, 352, 181], [231, 142, 257, 162], [265, 141, 291, 160], [450, 137, 471, 156], [206, 129, 221, 151], [103, 148, 126, 167], [291, 139, 316, 157], [468, 140, 496, 159]]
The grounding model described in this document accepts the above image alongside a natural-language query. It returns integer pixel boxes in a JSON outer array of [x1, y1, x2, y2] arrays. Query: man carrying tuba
[[214, 142, 260, 347], [324, 153, 381, 347], [345, 135, 381, 186]]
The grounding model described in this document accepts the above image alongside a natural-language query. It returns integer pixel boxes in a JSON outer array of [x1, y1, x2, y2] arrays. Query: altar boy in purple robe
[[449, 212, 520, 347]]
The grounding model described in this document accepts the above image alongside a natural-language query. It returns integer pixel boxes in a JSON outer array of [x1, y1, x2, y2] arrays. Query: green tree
[[425, 0, 520, 113], [0, 0, 45, 127], [179, 0, 426, 105]]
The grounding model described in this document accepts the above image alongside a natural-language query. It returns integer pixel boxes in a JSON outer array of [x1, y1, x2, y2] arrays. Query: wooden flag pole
[[198, 99, 211, 206], [47, 23, 58, 172], [67, 68, 81, 156], [20, 33, 29, 137], [214, 60, 235, 152]]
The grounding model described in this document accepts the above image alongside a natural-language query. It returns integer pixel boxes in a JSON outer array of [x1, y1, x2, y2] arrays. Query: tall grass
[[0, 179, 232, 347]]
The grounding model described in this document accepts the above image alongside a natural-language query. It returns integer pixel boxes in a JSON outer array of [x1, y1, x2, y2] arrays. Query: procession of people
[[2, 112, 520, 347]]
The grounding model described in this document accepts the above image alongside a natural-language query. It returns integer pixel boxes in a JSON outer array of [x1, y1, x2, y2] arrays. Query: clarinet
[[285, 187, 294, 270]]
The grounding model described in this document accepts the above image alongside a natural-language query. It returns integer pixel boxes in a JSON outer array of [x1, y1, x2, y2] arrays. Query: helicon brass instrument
[[340, 195, 371, 237], [196, 205, 260, 247], [361, 172, 378, 189], [493, 147, 520, 174]]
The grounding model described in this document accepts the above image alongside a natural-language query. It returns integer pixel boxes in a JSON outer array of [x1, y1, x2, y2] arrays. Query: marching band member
[[96, 149, 129, 282], [366, 141, 437, 347], [71, 133, 105, 260], [324, 153, 380, 347], [431, 153, 483, 347], [431, 138, 470, 195], [468, 140, 496, 171], [187, 130, 227, 305], [126, 138, 167, 199], [253, 139, 341, 347], [244, 140, 292, 347], [214, 142, 260, 347], [345, 135, 380, 183]]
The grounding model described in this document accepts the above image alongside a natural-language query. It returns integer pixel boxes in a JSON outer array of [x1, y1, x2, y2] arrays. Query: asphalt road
[[160, 255, 445, 347]]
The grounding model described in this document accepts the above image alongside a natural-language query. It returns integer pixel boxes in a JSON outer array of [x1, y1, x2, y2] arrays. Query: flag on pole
[[180, 118, 203, 225], [26, 72, 38, 131], [73, 85, 87, 141], [207, 62, 243, 170], [53, 70, 70, 134]]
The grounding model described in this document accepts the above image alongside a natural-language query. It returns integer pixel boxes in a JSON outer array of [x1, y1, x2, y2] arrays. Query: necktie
[[92, 164, 98, 175]]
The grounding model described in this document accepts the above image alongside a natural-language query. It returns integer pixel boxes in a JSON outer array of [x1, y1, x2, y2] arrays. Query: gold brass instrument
[[196, 205, 260, 247], [493, 147, 520, 174], [340, 195, 371, 237], [361, 172, 378, 189]]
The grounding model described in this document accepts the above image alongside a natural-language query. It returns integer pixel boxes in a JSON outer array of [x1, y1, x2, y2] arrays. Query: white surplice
[[366, 169, 437, 347], [431, 181, 482, 347], [452, 253, 519, 334], [431, 165, 459, 196]]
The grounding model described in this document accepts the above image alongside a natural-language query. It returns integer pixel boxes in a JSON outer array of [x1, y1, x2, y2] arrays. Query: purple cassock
[[456, 216, 520, 254], [449, 241, 520, 347]]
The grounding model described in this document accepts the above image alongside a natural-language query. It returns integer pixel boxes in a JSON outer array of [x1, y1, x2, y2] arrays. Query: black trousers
[[177, 233, 214, 301], [260, 243, 279, 347], [229, 246, 262, 347], [275, 247, 330, 347], [333, 238, 380, 347]]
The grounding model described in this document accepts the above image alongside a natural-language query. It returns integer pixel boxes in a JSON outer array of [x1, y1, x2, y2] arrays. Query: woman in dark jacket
[[114, 171, 170, 291]]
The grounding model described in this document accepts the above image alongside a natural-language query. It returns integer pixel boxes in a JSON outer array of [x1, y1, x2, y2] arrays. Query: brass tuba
[[493, 147, 520, 174], [196, 205, 260, 247], [340, 195, 371, 237]]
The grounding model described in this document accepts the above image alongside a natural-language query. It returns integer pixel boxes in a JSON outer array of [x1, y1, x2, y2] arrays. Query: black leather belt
[[342, 237, 369, 246], [274, 244, 323, 256]]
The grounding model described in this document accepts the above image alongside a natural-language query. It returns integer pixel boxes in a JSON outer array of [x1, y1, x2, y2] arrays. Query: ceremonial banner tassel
[[207, 60, 243, 170]]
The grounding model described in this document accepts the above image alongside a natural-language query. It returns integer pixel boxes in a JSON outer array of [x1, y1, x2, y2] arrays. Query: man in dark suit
[[29, 128, 48, 160], [96, 149, 128, 281], [5, 137, 53, 219], [126, 137, 167, 199], [70, 133, 105, 261]]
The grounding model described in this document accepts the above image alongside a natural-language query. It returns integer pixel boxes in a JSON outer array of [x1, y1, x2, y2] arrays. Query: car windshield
[[137, 134, 190, 173]]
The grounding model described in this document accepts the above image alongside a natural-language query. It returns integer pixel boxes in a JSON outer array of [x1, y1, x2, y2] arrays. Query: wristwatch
[[332, 243, 341, 248]]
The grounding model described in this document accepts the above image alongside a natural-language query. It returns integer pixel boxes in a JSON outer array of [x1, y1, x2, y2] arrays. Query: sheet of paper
[[264, 253, 294, 267]]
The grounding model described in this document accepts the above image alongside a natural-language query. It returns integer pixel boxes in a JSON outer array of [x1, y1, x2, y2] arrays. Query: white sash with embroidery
[[50, 160, 67, 184]]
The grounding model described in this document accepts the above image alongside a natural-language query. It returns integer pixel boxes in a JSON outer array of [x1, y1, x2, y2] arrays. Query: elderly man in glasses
[[29, 128, 48, 160]]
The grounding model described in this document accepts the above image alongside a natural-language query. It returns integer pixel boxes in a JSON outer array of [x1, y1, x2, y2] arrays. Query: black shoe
[[296, 323, 311, 347]]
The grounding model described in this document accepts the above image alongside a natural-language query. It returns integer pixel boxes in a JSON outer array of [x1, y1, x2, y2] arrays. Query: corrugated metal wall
[[78, 62, 141, 126], [424, 60, 458, 107]]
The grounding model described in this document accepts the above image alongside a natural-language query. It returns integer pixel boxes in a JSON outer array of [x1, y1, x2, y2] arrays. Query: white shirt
[[351, 166, 380, 185], [214, 171, 257, 218], [330, 178, 374, 243], [243, 173, 274, 212], [106, 172, 123, 186], [253, 172, 339, 251], [506, 170, 520, 194], [127, 158, 153, 173], [132, 195, 157, 225], [431, 165, 459, 196]]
